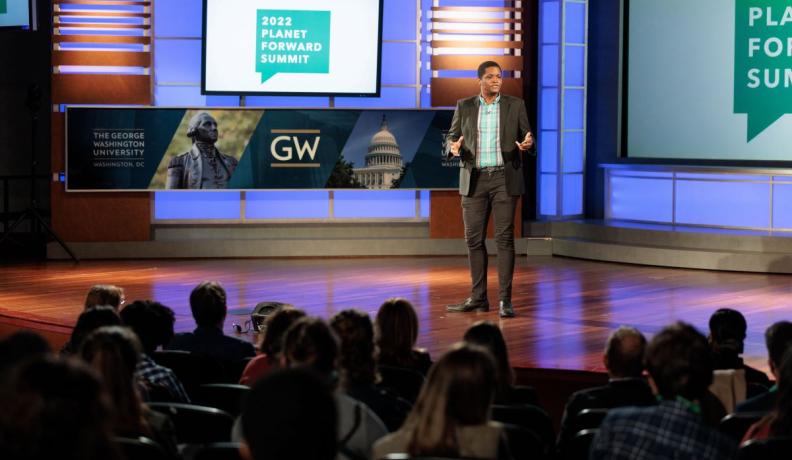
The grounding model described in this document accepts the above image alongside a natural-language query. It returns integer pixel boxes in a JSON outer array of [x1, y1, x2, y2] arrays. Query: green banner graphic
[[256, 9, 331, 83], [0, 0, 7, 14], [735, 0, 792, 141]]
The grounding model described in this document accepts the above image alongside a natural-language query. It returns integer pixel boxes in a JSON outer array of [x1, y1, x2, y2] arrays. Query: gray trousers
[[461, 169, 517, 302]]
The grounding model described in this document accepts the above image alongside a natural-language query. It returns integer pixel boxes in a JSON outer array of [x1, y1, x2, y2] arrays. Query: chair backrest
[[563, 429, 598, 460], [709, 369, 747, 413], [719, 412, 765, 442], [191, 442, 244, 460], [501, 423, 546, 460], [152, 350, 227, 395], [738, 437, 792, 460], [491, 404, 554, 458], [571, 408, 610, 432], [378, 365, 426, 403], [193, 383, 250, 417], [148, 402, 234, 444], [115, 436, 170, 460]]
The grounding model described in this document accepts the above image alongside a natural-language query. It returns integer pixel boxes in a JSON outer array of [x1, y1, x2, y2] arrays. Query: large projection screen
[[625, 0, 792, 161], [202, 0, 382, 96]]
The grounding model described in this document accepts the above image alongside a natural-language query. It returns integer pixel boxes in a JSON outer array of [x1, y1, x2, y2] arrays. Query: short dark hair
[[189, 281, 227, 327], [282, 317, 339, 377], [376, 298, 419, 367], [709, 308, 747, 353], [0, 331, 51, 374], [477, 60, 501, 79], [766, 321, 792, 368], [120, 300, 176, 355], [330, 309, 377, 387], [645, 322, 713, 400], [241, 368, 337, 460], [63, 306, 122, 355], [604, 326, 647, 378]]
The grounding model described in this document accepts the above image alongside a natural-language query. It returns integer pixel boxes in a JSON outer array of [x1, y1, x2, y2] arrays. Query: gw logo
[[270, 129, 321, 168]]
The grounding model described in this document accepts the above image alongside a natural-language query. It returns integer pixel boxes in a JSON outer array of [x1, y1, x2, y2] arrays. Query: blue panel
[[564, 2, 586, 44], [774, 176, 792, 182], [541, 1, 560, 44], [384, 0, 416, 41], [563, 89, 584, 130], [206, 95, 240, 107], [246, 191, 329, 219], [154, 0, 202, 38], [438, 70, 478, 78], [609, 176, 673, 222], [245, 96, 330, 108], [540, 173, 557, 215], [420, 190, 430, 218], [541, 45, 559, 87], [154, 192, 241, 220], [562, 131, 584, 173], [155, 39, 201, 84], [334, 190, 417, 218], [773, 184, 792, 228], [676, 181, 770, 228], [382, 42, 417, 85], [676, 173, 770, 182], [562, 174, 583, 215], [610, 170, 673, 178], [154, 86, 205, 106], [540, 88, 559, 130], [540, 130, 558, 173], [335, 87, 417, 108], [420, 86, 432, 108], [564, 45, 585, 87]]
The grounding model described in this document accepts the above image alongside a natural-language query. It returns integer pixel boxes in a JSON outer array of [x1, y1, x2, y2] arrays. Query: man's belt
[[476, 166, 505, 173]]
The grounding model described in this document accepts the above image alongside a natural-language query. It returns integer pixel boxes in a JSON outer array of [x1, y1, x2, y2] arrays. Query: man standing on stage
[[445, 60, 534, 318]]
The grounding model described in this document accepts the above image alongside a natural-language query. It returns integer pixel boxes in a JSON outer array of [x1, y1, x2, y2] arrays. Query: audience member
[[736, 320, 792, 413], [240, 368, 337, 460], [743, 348, 792, 442], [60, 305, 121, 355], [557, 326, 655, 447], [0, 330, 51, 379], [0, 356, 120, 460], [708, 308, 771, 388], [375, 298, 432, 375], [120, 300, 190, 402], [281, 317, 387, 460], [590, 322, 736, 460], [84, 284, 125, 310], [239, 306, 306, 386], [166, 281, 255, 361], [373, 344, 510, 460], [330, 309, 412, 431], [80, 326, 178, 457], [463, 321, 537, 405]]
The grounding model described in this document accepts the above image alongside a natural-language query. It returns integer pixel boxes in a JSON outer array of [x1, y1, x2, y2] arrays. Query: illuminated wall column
[[538, 0, 586, 218]]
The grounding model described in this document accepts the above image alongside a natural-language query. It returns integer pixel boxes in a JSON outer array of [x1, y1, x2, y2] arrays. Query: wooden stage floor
[[1, 255, 789, 375]]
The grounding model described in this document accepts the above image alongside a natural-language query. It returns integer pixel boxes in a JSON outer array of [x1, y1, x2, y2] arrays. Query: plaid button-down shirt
[[590, 399, 737, 460], [476, 94, 502, 168], [136, 353, 191, 403]]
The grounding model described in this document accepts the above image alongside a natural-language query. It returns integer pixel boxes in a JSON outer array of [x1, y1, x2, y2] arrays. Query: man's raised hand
[[450, 136, 464, 157]]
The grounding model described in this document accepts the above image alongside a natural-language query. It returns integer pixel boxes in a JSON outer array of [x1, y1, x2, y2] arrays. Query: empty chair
[[738, 437, 792, 460], [190, 442, 244, 460], [571, 408, 610, 433], [193, 384, 250, 417], [719, 412, 765, 442], [115, 436, 170, 460], [378, 365, 425, 403], [491, 404, 555, 457], [148, 402, 234, 444], [562, 429, 599, 460]]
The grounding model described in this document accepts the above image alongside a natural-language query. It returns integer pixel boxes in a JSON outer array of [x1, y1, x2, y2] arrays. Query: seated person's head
[[190, 281, 227, 328], [603, 326, 647, 379], [330, 309, 377, 388], [0, 330, 51, 376], [765, 321, 792, 379], [463, 321, 514, 391], [259, 306, 306, 359], [64, 306, 122, 354], [376, 297, 419, 365], [120, 300, 176, 355], [405, 344, 496, 457], [0, 356, 119, 460], [241, 368, 337, 460], [645, 322, 712, 401], [84, 284, 125, 310], [281, 317, 339, 380], [708, 308, 747, 354]]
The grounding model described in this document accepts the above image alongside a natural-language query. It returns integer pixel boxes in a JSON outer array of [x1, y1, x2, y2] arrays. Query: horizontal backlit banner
[[65, 107, 458, 191]]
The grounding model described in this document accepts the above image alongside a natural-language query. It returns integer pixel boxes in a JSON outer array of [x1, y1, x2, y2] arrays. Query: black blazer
[[445, 94, 533, 197]]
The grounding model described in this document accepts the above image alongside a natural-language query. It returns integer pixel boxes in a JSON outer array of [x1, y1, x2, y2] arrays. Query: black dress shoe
[[446, 297, 490, 313], [499, 300, 515, 318]]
